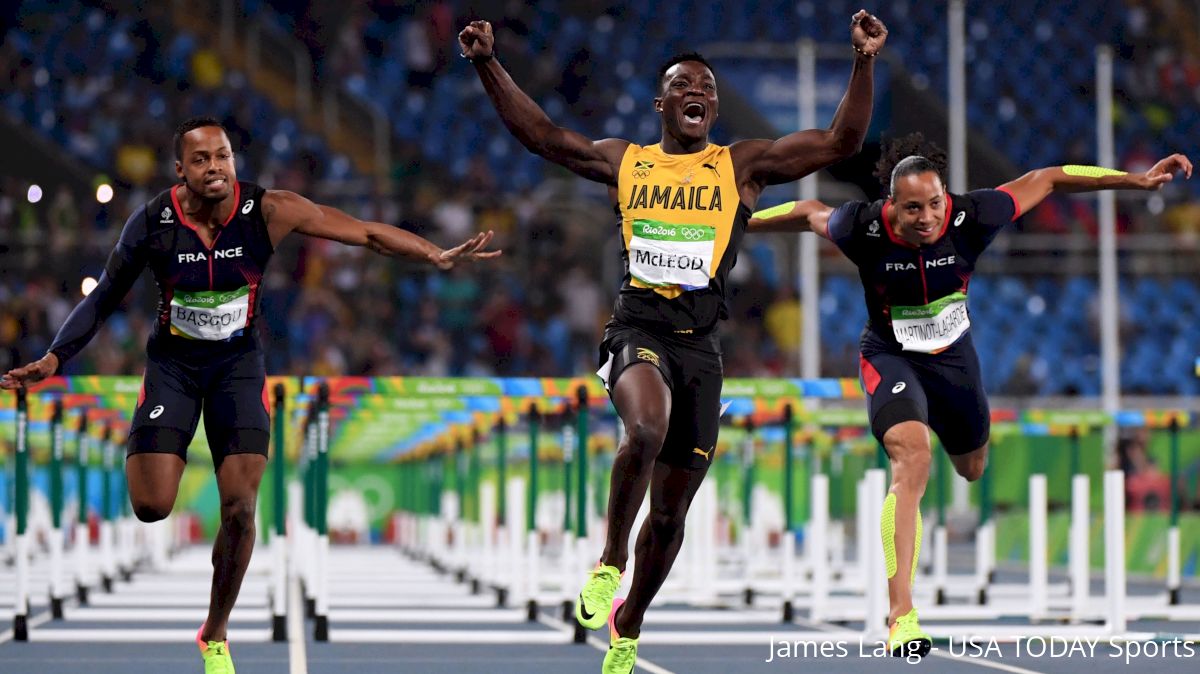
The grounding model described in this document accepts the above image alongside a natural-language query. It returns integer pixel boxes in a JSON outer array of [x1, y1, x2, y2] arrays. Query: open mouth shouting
[[682, 101, 707, 129]]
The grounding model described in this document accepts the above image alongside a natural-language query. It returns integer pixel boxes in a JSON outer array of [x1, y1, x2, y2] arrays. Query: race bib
[[891, 292, 970, 353], [170, 286, 250, 341], [628, 219, 714, 290]]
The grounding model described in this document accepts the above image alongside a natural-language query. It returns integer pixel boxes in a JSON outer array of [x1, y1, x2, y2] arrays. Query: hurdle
[[12, 387, 30, 640], [73, 407, 93, 604], [269, 382, 287, 641], [47, 399, 66, 618]]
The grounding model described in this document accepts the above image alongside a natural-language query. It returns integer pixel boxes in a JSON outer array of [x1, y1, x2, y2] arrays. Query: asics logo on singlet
[[241, 199, 254, 215], [891, 382, 907, 394], [149, 405, 165, 419], [954, 211, 966, 227]]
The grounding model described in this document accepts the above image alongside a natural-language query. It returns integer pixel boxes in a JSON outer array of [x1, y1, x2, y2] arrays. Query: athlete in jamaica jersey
[[750, 132, 1192, 656], [2, 117, 500, 672], [462, 12, 888, 672]]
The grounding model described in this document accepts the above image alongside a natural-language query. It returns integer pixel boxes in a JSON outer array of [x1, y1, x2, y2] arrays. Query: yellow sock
[[912, 508, 922, 585], [882, 493, 897, 578], [880, 493, 922, 583]]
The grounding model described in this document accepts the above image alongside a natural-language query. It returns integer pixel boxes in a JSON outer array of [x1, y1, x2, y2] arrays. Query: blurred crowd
[[1, 1, 1199, 393]]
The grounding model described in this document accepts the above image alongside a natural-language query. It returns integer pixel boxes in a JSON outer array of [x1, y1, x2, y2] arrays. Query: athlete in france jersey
[[750, 138, 1191, 656], [461, 12, 887, 669], [828, 189, 1018, 356], [2, 117, 500, 670]]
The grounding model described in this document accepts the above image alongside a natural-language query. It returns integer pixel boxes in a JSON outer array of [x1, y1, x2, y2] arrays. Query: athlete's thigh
[[129, 355, 202, 460], [918, 340, 990, 454], [215, 453, 268, 503], [202, 349, 270, 471], [860, 350, 930, 446], [658, 346, 722, 472], [600, 324, 675, 432]]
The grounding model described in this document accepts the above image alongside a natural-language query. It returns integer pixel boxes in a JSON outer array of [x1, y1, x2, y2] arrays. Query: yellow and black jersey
[[610, 142, 749, 338]]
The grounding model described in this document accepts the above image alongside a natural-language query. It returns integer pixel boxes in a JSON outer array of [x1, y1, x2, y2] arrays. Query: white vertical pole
[[809, 474, 829, 621], [798, 39, 820, 380], [856, 478, 869, 585], [1097, 46, 1120, 455], [864, 469, 888, 638], [1029, 475, 1048, 620], [948, 0, 971, 517], [948, 0, 967, 193], [1070, 474, 1090, 621], [1104, 470, 1126, 635]]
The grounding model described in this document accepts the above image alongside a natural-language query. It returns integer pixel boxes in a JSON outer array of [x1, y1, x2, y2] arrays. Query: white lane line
[[537, 614, 677, 674], [288, 573, 308, 674]]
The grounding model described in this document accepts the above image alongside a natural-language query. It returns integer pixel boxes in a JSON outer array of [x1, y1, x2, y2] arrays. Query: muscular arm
[[748, 200, 835, 238], [263, 190, 499, 270], [47, 210, 149, 368], [999, 154, 1193, 216], [460, 21, 627, 184]]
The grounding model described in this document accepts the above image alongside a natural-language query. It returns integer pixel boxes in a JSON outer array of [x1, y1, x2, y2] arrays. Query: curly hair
[[873, 132, 949, 195]]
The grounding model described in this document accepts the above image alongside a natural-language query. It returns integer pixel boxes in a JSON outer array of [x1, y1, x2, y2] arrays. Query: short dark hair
[[173, 116, 228, 161], [874, 132, 949, 195], [656, 52, 715, 94]]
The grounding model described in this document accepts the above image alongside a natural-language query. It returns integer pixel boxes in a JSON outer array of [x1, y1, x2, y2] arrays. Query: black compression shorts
[[597, 322, 723, 471], [859, 331, 989, 455], [128, 341, 270, 468]]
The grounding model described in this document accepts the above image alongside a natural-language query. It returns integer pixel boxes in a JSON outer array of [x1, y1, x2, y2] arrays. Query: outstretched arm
[[735, 11, 887, 188], [748, 200, 836, 238], [264, 190, 501, 270], [459, 20, 628, 185], [999, 153, 1193, 216]]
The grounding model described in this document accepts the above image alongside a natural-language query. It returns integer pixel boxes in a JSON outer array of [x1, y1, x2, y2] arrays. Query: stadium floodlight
[[95, 183, 113, 204], [81, 276, 98, 297], [26, 185, 42, 203]]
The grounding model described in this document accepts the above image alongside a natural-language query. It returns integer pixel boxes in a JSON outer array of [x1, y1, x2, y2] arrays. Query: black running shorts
[[597, 322, 723, 471], [129, 341, 270, 466], [858, 331, 989, 454]]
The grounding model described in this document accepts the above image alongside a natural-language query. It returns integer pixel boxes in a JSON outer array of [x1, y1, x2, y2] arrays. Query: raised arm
[[748, 200, 836, 238], [999, 153, 1193, 216], [264, 190, 500, 270], [459, 20, 628, 185], [734, 11, 887, 189]]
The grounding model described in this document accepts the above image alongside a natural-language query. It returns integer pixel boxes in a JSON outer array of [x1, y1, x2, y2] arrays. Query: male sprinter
[[750, 133, 1191, 657], [1, 117, 500, 673], [461, 12, 886, 672]]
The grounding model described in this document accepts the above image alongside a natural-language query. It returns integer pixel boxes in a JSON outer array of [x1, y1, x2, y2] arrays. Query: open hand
[[1139, 153, 1193, 190], [0, 352, 58, 390], [436, 230, 502, 270]]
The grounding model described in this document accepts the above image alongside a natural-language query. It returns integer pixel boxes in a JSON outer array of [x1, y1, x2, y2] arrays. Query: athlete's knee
[[621, 417, 669, 460], [883, 422, 932, 482], [220, 495, 257, 530], [647, 506, 686, 538], [953, 447, 988, 482], [132, 501, 172, 523]]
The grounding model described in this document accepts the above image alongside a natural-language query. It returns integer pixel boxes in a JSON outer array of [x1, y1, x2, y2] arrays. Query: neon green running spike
[[603, 636, 639, 674], [889, 608, 932, 658], [576, 563, 622, 630], [603, 598, 638, 674], [197, 626, 235, 674]]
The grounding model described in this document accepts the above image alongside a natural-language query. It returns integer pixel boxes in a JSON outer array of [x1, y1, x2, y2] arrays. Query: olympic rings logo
[[680, 227, 708, 241], [632, 169, 650, 179]]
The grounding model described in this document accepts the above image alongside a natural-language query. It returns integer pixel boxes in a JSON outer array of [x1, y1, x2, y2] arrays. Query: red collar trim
[[171, 181, 241, 242]]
